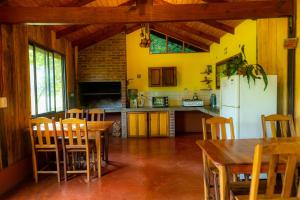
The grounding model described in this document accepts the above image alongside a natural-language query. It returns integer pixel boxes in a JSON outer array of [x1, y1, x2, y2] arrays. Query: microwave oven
[[152, 97, 168, 107]]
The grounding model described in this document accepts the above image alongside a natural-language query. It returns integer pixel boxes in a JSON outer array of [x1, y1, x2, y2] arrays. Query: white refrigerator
[[220, 75, 277, 139]]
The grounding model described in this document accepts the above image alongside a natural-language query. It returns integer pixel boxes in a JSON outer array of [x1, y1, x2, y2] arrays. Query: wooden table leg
[[105, 130, 109, 162], [202, 151, 210, 200], [96, 131, 101, 178], [218, 165, 229, 200]]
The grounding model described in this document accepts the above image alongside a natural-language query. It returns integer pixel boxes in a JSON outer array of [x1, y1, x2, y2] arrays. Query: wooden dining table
[[33, 120, 114, 178], [196, 137, 300, 200]]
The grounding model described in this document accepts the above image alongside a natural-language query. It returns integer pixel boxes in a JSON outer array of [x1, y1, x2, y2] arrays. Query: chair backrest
[[250, 142, 300, 199], [65, 108, 84, 119], [202, 116, 235, 140], [261, 114, 296, 138], [29, 117, 57, 147], [60, 118, 88, 148], [87, 108, 105, 121]]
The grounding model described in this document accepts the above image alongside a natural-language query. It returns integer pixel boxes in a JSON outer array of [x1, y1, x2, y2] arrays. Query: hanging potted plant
[[223, 45, 268, 90]]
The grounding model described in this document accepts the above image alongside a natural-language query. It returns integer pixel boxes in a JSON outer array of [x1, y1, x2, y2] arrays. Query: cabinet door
[[128, 113, 138, 137], [137, 112, 148, 137], [127, 112, 148, 137], [149, 112, 160, 136], [149, 112, 169, 137], [148, 68, 162, 87], [159, 112, 169, 136], [162, 67, 177, 86]]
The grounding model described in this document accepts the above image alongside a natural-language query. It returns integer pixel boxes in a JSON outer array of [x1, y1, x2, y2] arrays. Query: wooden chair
[[65, 108, 84, 119], [234, 142, 300, 200], [87, 108, 105, 168], [60, 118, 90, 181], [261, 114, 296, 138], [87, 108, 105, 121], [202, 116, 235, 140], [29, 117, 61, 183], [262, 114, 299, 189], [202, 116, 235, 200]]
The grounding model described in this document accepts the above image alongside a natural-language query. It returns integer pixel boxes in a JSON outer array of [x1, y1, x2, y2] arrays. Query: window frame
[[149, 30, 203, 54], [29, 42, 67, 117]]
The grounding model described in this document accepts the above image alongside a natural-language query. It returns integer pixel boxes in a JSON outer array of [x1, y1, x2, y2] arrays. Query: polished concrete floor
[[2, 134, 205, 200]]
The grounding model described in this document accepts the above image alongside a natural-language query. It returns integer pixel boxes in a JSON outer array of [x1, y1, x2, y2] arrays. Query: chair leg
[[101, 137, 105, 160], [63, 150, 67, 182], [92, 147, 96, 173], [72, 152, 75, 170], [213, 173, 219, 200], [295, 168, 299, 190], [32, 151, 38, 183], [232, 174, 238, 182], [55, 149, 60, 183], [86, 149, 90, 182]]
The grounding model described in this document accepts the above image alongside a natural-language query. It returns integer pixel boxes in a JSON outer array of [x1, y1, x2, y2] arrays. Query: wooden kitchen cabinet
[[127, 112, 148, 137], [148, 67, 162, 87], [162, 67, 177, 86], [148, 67, 177, 87], [149, 112, 169, 137]]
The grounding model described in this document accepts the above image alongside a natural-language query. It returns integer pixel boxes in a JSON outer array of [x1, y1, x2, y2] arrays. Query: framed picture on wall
[[215, 54, 241, 89]]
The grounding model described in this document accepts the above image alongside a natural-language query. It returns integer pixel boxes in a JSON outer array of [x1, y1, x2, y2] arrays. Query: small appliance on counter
[[182, 99, 204, 107], [152, 96, 168, 107]]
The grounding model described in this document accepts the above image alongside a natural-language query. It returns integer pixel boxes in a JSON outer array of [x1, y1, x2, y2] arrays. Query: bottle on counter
[[137, 94, 145, 108], [210, 94, 217, 108]]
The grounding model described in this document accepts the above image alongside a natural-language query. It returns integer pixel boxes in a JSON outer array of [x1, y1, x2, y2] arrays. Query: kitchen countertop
[[104, 106, 220, 116], [124, 106, 219, 116]]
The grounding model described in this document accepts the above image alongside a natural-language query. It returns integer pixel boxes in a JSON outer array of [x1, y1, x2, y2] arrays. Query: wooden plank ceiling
[[0, 0, 279, 51]]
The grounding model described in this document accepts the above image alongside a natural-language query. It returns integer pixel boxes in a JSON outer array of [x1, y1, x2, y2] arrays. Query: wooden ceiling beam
[[201, 20, 235, 34], [72, 25, 126, 50], [122, 0, 136, 6], [56, 25, 89, 39], [55, 0, 136, 39], [172, 23, 220, 43], [126, 24, 141, 34], [151, 24, 210, 52], [0, 0, 8, 6], [137, 0, 153, 14], [0, 1, 293, 24], [63, 0, 95, 7], [202, 0, 228, 2]]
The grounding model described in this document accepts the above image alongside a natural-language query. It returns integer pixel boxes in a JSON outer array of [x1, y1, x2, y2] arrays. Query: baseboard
[[0, 157, 32, 195]]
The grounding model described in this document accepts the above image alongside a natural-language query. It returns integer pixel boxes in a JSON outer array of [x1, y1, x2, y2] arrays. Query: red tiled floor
[[2, 134, 205, 200]]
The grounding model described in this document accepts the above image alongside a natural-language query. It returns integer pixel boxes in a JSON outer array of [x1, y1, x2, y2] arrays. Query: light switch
[[0, 97, 7, 108]]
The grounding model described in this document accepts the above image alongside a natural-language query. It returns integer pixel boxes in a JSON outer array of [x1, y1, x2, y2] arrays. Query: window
[[149, 30, 203, 54], [29, 44, 66, 116]]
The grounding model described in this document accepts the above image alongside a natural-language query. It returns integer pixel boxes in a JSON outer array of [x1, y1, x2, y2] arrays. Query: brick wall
[[78, 33, 127, 107]]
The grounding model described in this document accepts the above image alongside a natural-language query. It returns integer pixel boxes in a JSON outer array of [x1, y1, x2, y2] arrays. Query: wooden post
[[288, 0, 297, 116]]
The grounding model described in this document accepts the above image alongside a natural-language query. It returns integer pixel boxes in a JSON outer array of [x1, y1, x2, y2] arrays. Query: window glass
[[149, 30, 202, 54], [150, 31, 167, 54], [29, 45, 36, 116], [35, 47, 48, 114], [29, 44, 66, 116], [184, 43, 201, 53], [167, 37, 183, 53], [49, 52, 55, 112], [54, 53, 64, 112]]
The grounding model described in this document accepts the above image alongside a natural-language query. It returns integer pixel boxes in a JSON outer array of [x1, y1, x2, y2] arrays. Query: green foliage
[[223, 45, 268, 90]]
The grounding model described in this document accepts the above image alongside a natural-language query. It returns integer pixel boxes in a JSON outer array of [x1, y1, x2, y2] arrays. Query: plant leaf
[[256, 64, 268, 90]]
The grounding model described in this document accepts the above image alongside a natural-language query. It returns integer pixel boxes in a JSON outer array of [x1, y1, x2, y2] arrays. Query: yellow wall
[[295, 2, 300, 135], [126, 20, 257, 91]]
